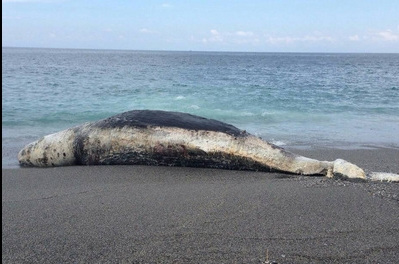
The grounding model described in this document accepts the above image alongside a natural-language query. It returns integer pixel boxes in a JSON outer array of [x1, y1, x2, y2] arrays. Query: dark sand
[[2, 148, 399, 263]]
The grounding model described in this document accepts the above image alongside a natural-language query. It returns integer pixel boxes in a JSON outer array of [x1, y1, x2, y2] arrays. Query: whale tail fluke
[[332, 159, 366, 180], [328, 159, 398, 182], [368, 172, 399, 182]]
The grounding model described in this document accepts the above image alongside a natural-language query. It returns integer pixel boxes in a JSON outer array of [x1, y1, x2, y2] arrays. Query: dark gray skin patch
[[73, 131, 86, 165], [90, 149, 283, 173], [71, 137, 295, 174], [69, 110, 289, 167], [38, 152, 48, 166], [92, 110, 246, 137]]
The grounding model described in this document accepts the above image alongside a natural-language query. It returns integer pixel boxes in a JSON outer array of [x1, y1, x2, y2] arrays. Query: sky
[[2, 0, 399, 53]]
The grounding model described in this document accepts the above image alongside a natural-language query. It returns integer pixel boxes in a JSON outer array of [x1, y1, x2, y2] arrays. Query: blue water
[[3, 47, 399, 168]]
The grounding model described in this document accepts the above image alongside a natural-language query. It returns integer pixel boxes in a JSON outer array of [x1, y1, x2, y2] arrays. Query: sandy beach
[[2, 147, 399, 263]]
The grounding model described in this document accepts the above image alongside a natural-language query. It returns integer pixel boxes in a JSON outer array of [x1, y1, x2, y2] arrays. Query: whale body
[[18, 110, 369, 180]]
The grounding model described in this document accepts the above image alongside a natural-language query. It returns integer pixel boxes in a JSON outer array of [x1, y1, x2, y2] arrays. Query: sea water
[[2, 47, 399, 168]]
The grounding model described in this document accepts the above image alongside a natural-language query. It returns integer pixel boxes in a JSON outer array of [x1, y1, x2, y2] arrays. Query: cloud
[[203, 29, 223, 43], [210, 29, 219, 36], [139, 28, 155, 34], [266, 34, 334, 44], [202, 29, 259, 44], [302, 35, 334, 42], [349, 34, 360, 41], [161, 3, 172, 8], [200, 29, 335, 47], [350, 28, 399, 42], [374, 30, 399, 41], [235, 31, 254, 37]]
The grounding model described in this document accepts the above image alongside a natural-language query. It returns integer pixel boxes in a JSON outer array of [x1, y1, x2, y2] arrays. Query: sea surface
[[2, 47, 399, 168]]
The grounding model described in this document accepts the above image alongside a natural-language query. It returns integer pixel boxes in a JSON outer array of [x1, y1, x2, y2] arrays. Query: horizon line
[[2, 46, 399, 55]]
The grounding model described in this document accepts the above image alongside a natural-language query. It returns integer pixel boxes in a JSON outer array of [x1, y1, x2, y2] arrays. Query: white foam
[[175, 96, 185, 100], [189, 105, 200, 109], [240, 111, 255, 117], [271, 140, 287, 146], [261, 111, 272, 117]]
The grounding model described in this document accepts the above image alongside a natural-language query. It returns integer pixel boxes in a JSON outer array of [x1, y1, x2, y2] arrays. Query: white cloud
[[235, 31, 254, 37], [266, 36, 293, 44], [139, 28, 154, 34], [202, 29, 259, 44], [266, 34, 334, 44], [348, 28, 399, 43], [161, 3, 172, 8], [200, 30, 334, 47], [375, 30, 399, 41], [349, 34, 360, 41], [210, 29, 219, 36], [302, 35, 334, 42], [203, 29, 223, 43]]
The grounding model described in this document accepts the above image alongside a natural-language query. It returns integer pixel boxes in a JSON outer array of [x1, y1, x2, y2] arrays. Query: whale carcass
[[18, 110, 397, 181]]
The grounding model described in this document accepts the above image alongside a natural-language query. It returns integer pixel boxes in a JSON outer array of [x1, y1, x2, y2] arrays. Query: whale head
[[18, 141, 38, 167], [18, 130, 76, 167]]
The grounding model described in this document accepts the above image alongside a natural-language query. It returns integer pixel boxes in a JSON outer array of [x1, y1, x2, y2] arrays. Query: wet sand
[[2, 148, 399, 263]]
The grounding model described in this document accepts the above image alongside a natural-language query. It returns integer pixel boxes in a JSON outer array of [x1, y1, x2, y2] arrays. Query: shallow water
[[2, 47, 399, 168]]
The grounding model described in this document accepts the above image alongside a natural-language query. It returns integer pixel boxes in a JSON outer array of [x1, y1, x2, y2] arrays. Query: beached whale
[[18, 110, 398, 181]]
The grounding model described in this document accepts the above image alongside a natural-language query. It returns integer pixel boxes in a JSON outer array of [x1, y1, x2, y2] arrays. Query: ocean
[[2, 47, 399, 168]]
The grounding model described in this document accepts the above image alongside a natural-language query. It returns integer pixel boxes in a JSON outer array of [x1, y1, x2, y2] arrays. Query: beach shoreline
[[2, 147, 399, 263]]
